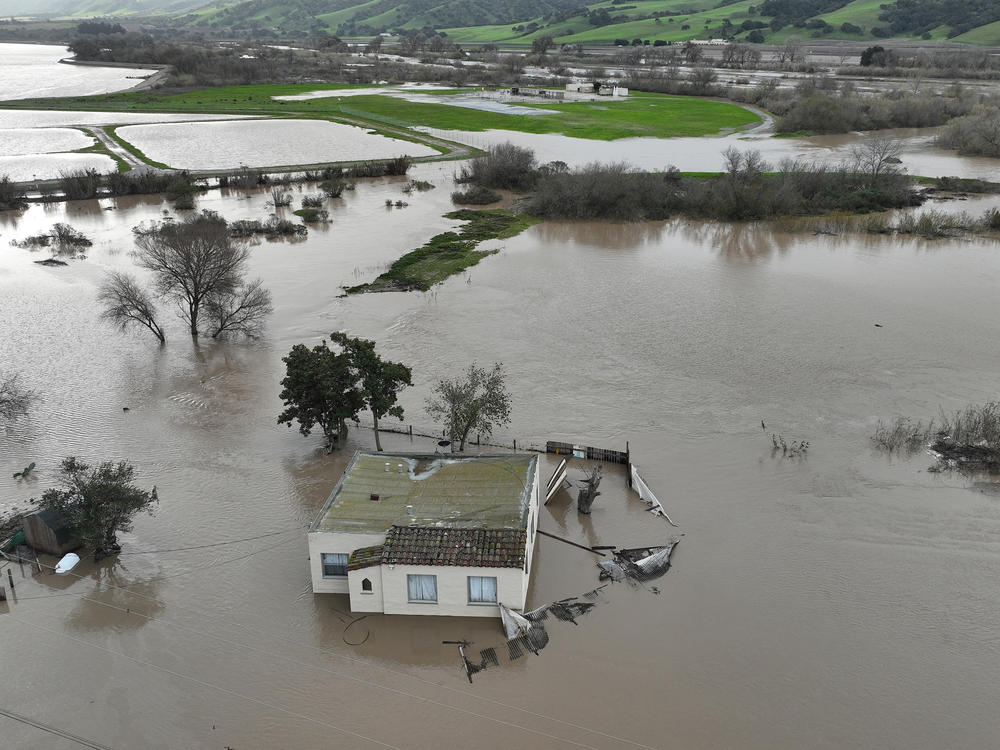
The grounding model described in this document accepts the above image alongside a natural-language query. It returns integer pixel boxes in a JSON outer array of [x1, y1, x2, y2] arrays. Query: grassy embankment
[[72, 129, 130, 173], [346, 209, 540, 293], [0, 85, 760, 143]]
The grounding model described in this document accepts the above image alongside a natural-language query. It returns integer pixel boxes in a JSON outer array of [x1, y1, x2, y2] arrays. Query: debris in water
[[577, 464, 602, 514], [34, 258, 67, 266], [599, 540, 678, 583], [13, 462, 35, 479], [629, 464, 677, 526], [453, 587, 607, 682]]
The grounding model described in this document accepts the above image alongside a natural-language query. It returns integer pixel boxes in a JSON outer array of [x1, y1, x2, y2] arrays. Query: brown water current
[[3, 158, 1000, 749]]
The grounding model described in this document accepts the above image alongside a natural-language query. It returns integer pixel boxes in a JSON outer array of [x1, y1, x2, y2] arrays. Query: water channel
[[2, 46, 1000, 750]]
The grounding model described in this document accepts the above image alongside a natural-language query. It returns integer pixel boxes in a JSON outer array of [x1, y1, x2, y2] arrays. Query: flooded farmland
[[3, 47, 1000, 750], [115, 119, 440, 170]]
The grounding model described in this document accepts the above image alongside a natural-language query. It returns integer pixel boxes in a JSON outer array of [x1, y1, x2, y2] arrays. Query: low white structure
[[308, 452, 540, 617]]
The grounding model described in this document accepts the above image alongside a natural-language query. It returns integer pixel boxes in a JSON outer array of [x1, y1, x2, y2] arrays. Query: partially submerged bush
[[294, 207, 329, 223], [229, 215, 306, 238], [872, 417, 935, 453], [319, 179, 352, 197], [0, 174, 28, 211], [59, 168, 102, 200], [457, 143, 537, 191], [13, 223, 92, 250], [301, 194, 325, 208], [403, 180, 435, 193], [451, 186, 502, 205]]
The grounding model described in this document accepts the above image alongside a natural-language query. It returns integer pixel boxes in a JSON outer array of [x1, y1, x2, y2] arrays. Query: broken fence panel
[[629, 464, 678, 527], [544, 457, 569, 505]]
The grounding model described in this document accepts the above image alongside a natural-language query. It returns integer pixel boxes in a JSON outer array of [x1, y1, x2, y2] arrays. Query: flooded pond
[[0, 152, 116, 181], [0, 127, 92, 156], [115, 118, 441, 169], [3, 162, 1000, 749], [0, 42, 155, 100], [420, 125, 1000, 179]]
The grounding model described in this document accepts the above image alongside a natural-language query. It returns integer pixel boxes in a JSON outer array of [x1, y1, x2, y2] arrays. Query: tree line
[[457, 140, 919, 222], [278, 338, 511, 454]]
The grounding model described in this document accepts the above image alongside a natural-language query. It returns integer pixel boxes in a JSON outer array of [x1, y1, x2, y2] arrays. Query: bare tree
[[133, 210, 254, 337], [774, 38, 804, 66], [97, 271, 166, 343], [425, 362, 511, 452], [681, 41, 702, 64], [0, 371, 37, 421], [850, 134, 903, 186], [204, 278, 273, 338]]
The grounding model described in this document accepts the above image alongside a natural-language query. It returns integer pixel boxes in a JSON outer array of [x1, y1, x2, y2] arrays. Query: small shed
[[22, 509, 79, 556]]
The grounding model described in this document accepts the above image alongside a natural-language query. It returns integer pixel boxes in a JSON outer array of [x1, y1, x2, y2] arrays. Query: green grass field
[[954, 20, 1000, 46], [1, 85, 761, 141]]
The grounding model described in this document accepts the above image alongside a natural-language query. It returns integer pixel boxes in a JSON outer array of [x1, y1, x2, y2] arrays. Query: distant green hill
[[10, 0, 1000, 46]]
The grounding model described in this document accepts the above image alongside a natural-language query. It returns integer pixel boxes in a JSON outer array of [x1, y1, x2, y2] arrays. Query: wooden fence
[[545, 440, 630, 467]]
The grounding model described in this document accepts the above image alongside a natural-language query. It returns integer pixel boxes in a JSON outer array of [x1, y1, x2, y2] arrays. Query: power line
[[122, 525, 308, 554], [13, 534, 659, 750], [0, 707, 117, 750], [44, 593, 610, 750], [10, 617, 406, 750], [13, 529, 656, 750]]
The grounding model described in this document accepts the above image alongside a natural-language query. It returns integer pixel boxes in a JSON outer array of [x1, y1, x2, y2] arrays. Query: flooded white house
[[308, 452, 540, 617]]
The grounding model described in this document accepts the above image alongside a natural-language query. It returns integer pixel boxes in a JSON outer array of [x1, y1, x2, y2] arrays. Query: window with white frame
[[321, 553, 348, 577], [467, 575, 498, 604], [407, 574, 437, 602]]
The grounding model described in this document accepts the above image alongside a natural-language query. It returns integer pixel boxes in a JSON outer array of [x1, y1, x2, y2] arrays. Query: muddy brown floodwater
[[3, 158, 1000, 750]]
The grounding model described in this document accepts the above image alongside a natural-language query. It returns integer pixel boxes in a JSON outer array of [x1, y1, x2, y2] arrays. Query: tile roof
[[381, 525, 527, 569], [347, 545, 384, 572]]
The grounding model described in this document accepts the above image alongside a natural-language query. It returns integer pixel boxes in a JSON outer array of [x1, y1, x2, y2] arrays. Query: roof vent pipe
[[406, 504, 414, 517], [398, 463, 405, 473], [384, 462, 390, 472]]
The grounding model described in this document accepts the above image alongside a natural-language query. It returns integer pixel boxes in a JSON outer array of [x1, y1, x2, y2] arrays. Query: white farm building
[[308, 452, 540, 617]]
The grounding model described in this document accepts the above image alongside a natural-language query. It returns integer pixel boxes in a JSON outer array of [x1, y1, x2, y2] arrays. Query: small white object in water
[[55, 552, 80, 574]]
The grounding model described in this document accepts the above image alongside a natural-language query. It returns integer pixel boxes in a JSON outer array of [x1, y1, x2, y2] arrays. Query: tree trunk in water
[[373, 415, 383, 452]]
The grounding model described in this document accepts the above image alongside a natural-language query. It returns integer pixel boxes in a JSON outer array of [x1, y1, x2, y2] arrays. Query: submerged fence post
[[6, 568, 13, 590]]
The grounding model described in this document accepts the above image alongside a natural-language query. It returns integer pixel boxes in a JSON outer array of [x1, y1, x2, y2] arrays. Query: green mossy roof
[[313, 452, 536, 534]]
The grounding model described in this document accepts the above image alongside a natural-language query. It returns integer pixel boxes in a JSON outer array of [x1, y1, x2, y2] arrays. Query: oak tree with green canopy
[[277, 340, 365, 450], [34, 457, 157, 561], [425, 362, 511, 452], [329, 332, 412, 452]]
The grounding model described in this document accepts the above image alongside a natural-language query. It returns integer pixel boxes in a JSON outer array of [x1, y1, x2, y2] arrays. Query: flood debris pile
[[455, 591, 604, 683], [598, 541, 678, 583]]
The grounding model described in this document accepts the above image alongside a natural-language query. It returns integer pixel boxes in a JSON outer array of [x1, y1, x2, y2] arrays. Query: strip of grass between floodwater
[[105, 125, 171, 170], [345, 209, 540, 294], [71, 130, 130, 173]]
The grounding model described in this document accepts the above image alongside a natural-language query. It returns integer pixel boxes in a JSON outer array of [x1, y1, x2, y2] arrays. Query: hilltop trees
[[278, 334, 411, 451], [425, 362, 511, 452]]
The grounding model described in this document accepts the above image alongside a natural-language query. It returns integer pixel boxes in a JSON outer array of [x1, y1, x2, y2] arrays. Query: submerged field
[[1, 85, 762, 143]]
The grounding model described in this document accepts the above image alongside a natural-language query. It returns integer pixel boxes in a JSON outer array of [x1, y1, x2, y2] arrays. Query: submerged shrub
[[451, 186, 502, 205], [0, 174, 28, 210]]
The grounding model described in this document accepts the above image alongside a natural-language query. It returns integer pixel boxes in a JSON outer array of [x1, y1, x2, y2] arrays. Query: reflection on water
[[2, 166, 1000, 750], [0, 43, 154, 100], [115, 119, 440, 170], [423, 125, 1000, 180]]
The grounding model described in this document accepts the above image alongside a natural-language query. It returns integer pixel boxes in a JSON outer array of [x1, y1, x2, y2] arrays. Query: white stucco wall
[[379, 563, 526, 617], [308, 530, 385, 594], [347, 566, 384, 611]]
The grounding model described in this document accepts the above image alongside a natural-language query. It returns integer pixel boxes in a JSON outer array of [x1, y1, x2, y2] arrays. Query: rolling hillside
[[9, 0, 1000, 46]]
